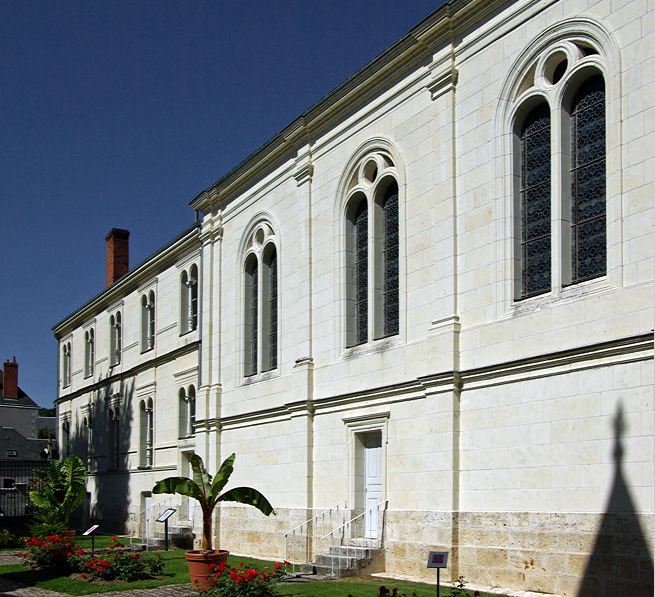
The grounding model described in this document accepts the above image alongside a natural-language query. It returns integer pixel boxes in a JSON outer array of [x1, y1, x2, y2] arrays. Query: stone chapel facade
[[53, 1, 654, 595]]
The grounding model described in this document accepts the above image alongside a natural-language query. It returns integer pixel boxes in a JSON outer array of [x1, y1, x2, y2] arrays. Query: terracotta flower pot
[[185, 549, 229, 589]]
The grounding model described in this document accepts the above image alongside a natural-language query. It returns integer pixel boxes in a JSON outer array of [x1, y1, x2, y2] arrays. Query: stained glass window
[[571, 75, 606, 283], [245, 258, 258, 376], [354, 200, 368, 344], [382, 184, 399, 336], [521, 103, 552, 298], [266, 247, 277, 371]]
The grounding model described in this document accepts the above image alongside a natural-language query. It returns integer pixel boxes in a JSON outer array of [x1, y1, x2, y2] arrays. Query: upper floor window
[[514, 42, 606, 299], [141, 291, 156, 351], [345, 152, 400, 347], [180, 264, 199, 334], [178, 385, 196, 438], [108, 408, 120, 470], [84, 329, 94, 378], [110, 312, 122, 365], [62, 342, 72, 387], [243, 224, 278, 377], [139, 398, 154, 467]]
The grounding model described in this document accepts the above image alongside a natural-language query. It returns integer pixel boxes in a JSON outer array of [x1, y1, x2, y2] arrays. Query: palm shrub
[[153, 453, 274, 550], [29, 455, 87, 533]]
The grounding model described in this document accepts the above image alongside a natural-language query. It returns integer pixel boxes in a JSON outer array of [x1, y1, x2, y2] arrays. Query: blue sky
[[0, 0, 445, 407]]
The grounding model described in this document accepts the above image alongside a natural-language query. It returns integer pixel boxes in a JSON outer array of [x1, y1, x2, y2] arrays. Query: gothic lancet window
[[62, 342, 71, 387], [178, 386, 196, 438], [243, 223, 278, 377], [84, 329, 95, 378], [180, 264, 199, 334], [512, 40, 607, 300], [141, 291, 155, 351], [570, 75, 606, 283], [110, 312, 122, 366], [345, 150, 400, 347], [520, 104, 552, 297]]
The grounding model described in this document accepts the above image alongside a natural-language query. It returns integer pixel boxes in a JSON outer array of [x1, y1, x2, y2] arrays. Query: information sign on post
[[427, 552, 449, 597], [156, 508, 176, 550], [83, 525, 100, 555]]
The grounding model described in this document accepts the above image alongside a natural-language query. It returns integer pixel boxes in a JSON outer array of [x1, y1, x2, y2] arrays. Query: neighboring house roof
[[0, 427, 49, 461]]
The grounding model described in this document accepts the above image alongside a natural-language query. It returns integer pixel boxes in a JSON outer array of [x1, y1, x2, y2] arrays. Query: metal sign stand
[[427, 551, 449, 597], [82, 525, 100, 557], [156, 508, 176, 551]]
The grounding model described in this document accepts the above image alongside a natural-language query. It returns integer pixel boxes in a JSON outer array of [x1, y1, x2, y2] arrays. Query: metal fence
[[0, 460, 49, 517]]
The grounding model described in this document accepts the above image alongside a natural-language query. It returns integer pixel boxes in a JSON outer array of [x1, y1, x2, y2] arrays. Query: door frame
[[343, 411, 389, 536]]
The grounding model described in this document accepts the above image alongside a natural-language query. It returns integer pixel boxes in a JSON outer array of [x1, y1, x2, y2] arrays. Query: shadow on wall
[[577, 405, 654, 597], [68, 376, 134, 535]]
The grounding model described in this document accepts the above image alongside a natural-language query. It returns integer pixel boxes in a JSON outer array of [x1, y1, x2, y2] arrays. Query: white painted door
[[364, 432, 382, 539]]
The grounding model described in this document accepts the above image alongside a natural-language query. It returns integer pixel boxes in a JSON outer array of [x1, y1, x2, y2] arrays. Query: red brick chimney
[[105, 228, 130, 286], [3, 356, 18, 399]]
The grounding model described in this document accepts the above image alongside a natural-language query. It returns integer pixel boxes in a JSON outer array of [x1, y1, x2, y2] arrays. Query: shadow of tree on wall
[[67, 375, 134, 535], [577, 405, 653, 597]]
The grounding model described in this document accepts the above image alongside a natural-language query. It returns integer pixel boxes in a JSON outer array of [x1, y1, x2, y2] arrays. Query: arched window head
[[344, 151, 400, 347], [141, 291, 156, 351], [180, 265, 199, 334], [110, 312, 122, 365], [511, 38, 607, 300], [243, 222, 278, 377]]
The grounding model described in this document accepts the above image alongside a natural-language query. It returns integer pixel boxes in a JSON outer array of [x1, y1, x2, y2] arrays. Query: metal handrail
[[321, 500, 385, 540], [284, 501, 348, 572], [284, 500, 347, 537]]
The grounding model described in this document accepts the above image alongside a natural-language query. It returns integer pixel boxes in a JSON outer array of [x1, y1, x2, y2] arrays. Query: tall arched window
[[108, 408, 119, 470], [84, 329, 95, 378], [511, 41, 607, 299], [344, 151, 400, 347], [570, 75, 606, 283], [520, 103, 552, 297], [83, 415, 92, 468], [110, 312, 122, 365], [180, 264, 199, 334], [178, 386, 196, 438], [243, 223, 278, 377], [141, 291, 155, 351], [62, 342, 72, 387], [139, 399, 154, 467]]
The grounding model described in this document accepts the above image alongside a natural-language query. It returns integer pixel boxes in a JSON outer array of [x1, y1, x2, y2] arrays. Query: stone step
[[301, 547, 384, 578]]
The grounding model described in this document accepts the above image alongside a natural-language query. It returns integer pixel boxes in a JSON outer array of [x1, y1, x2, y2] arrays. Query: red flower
[[111, 536, 117, 541], [274, 562, 281, 569], [284, 560, 291, 565], [81, 574, 87, 579]]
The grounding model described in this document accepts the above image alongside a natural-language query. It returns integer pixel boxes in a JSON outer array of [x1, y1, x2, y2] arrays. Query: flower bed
[[18, 535, 163, 582], [198, 560, 290, 596]]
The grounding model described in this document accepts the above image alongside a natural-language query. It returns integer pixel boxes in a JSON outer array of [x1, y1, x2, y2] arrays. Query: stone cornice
[[56, 341, 199, 405], [198, 332, 653, 429]]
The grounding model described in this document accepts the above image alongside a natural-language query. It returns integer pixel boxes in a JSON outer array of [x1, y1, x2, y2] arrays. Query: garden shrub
[[0, 528, 24, 548], [198, 560, 289, 596], [19, 535, 164, 582]]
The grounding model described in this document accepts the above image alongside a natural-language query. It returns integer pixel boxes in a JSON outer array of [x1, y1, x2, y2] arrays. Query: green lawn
[[0, 549, 496, 597]]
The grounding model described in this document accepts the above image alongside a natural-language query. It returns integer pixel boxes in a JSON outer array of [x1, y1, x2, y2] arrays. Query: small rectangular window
[[6, 449, 17, 457]]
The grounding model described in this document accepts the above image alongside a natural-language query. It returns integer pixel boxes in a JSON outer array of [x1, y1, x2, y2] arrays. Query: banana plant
[[153, 453, 274, 551], [29, 454, 87, 529]]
